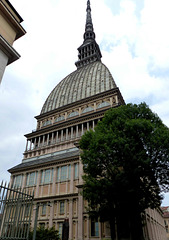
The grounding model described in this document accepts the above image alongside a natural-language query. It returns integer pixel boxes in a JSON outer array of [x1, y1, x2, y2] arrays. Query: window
[[39, 223, 45, 228], [82, 106, 94, 114], [97, 101, 110, 109], [91, 218, 99, 237], [25, 205, 31, 217], [58, 223, 63, 238], [61, 166, 67, 181], [41, 169, 53, 184], [42, 120, 52, 127], [26, 172, 37, 186], [13, 175, 22, 187], [74, 163, 79, 179], [55, 116, 65, 122], [60, 202, 65, 215], [42, 204, 47, 216], [57, 165, 71, 182], [67, 111, 79, 118]]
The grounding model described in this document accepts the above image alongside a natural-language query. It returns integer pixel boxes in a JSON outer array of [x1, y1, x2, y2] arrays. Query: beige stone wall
[[143, 208, 167, 240], [0, 12, 16, 45]]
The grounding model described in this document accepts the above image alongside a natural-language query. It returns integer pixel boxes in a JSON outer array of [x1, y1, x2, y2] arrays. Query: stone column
[[87, 217, 90, 239], [61, 130, 63, 141], [78, 189, 83, 240], [79, 157, 83, 184], [69, 199, 73, 240], [47, 134, 49, 145], [35, 170, 41, 198], [22, 173, 27, 189], [25, 140, 28, 152], [51, 132, 54, 144], [42, 135, 45, 146], [87, 122, 89, 130], [66, 128, 69, 141], [70, 164, 74, 193], [76, 125, 79, 138], [110, 97, 113, 107], [115, 95, 118, 104], [34, 138, 37, 149], [71, 127, 73, 139], [82, 123, 84, 135], [92, 120, 95, 130], [56, 131, 59, 143], [49, 201, 54, 228], [66, 165, 69, 193], [52, 167, 57, 196], [31, 202, 37, 230], [38, 136, 41, 147], [29, 139, 32, 150], [56, 201, 59, 219]]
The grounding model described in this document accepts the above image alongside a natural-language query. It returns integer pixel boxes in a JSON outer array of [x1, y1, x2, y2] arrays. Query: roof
[[8, 149, 79, 173], [41, 61, 117, 114]]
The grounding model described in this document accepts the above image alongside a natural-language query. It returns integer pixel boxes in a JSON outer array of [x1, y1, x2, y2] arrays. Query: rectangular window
[[57, 165, 71, 182], [44, 169, 51, 183], [39, 223, 45, 229], [74, 163, 79, 179], [61, 166, 67, 181], [58, 223, 63, 238], [26, 172, 37, 186], [42, 203, 47, 216], [14, 175, 22, 187], [41, 169, 53, 184], [60, 201, 65, 215], [91, 218, 99, 237]]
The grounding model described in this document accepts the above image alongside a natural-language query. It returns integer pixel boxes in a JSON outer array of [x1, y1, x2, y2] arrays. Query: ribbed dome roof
[[41, 61, 117, 114]]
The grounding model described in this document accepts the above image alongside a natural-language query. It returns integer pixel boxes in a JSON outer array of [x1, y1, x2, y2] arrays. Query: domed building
[[8, 1, 166, 240]]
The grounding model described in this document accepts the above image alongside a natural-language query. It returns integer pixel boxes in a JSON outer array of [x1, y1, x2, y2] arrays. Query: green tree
[[79, 103, 169, 240], [29, 226, 60, 240]]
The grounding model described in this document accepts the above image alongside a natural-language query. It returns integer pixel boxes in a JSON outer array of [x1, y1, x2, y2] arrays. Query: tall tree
[[79, 103, 169, 240]]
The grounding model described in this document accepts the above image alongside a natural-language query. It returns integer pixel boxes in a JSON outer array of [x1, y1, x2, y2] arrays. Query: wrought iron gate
[[0, 181, 34, 240]]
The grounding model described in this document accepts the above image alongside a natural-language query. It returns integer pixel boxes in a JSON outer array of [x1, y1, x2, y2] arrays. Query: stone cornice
[[33, 193, 78, 202], [0, 34, 20, 64], [35, 87, 121, 120], [0, 1, 26, 40]]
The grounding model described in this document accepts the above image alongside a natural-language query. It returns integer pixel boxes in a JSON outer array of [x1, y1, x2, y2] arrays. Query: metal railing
[[0, 181, 34, 240]]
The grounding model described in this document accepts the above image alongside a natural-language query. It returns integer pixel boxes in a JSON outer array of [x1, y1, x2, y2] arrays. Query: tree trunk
[[109, 218, 117, 240], [129, 209, 144, 240]]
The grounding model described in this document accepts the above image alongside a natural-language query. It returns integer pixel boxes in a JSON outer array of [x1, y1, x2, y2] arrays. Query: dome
[[41, 61, 117, 114]]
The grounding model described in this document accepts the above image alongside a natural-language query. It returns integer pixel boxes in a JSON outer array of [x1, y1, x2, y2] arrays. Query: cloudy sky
[[0, 0, 169, 205]]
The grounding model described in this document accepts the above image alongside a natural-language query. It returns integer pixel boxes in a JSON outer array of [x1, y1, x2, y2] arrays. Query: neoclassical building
[[8, 1, 166, 240]]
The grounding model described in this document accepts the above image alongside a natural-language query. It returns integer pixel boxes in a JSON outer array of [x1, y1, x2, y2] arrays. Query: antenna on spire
[[84, 0, 95, 41], [75, 0, 102, 69]]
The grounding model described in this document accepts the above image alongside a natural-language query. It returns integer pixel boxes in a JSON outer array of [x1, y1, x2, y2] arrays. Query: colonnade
[[25, 119, 100, 152]]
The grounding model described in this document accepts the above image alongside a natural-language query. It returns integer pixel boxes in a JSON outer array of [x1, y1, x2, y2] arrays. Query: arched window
[[97, 101, 110, 109], [82, 106, 94, 114], [42, 120, 51, 127], [55, 116, 65, 123], [67, 111, 79, 118]]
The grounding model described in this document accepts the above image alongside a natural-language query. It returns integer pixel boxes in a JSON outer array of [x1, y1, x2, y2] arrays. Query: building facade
[[161, 206, 169, 240], [8, 1, 166, 240], [0, 0, 26, 83]]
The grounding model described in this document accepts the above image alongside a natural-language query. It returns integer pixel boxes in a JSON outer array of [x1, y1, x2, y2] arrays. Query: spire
[[84, 0, 95, 41], [75, 0, 102, 69]]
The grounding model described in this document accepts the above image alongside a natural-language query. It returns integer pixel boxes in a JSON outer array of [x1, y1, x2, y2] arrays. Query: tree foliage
[[79, 103, 169, 239], [29, 226, 60, 240]]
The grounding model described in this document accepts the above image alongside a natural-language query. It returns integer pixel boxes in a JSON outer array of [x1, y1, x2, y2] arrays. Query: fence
[[0, 181, 34, 240]]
